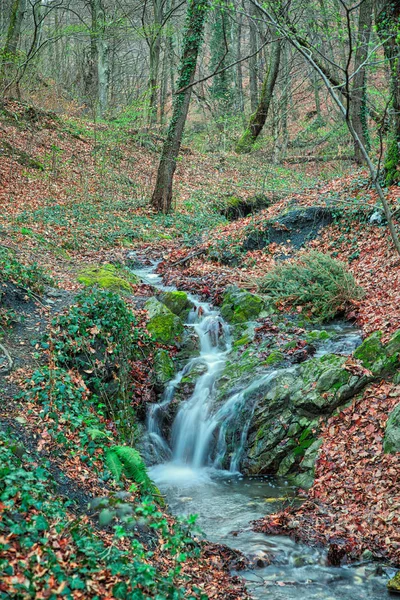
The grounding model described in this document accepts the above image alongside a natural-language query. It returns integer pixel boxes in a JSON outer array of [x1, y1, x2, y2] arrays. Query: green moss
[[385, 137, 400, 186], [145, 298, 184, 345], [264, 350, 284, 365], [388, 571, 400, 593], [78, 264, 137, 291], [220, 286, 265, 324], [306, 330, 331, 342], [153, 349, 175, 386], [160, 291, 192, 318], [233, 335, 251, 347], [353, 331, 384, 369]]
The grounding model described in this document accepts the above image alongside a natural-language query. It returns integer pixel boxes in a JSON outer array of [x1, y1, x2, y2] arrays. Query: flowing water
[[134, 263, 394, 599]]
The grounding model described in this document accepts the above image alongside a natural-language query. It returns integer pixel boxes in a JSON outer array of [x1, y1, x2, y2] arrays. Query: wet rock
[[159, 291, 193, 319], [153, 349, 175, 389], [384, 404, 400, 454], [144, 298, 184, 345], [220, 286, 266, 324]]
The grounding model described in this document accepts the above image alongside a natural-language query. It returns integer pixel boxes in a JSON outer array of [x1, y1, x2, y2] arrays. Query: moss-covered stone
[[384, 404, 400, 454], [153, 349, 175, 387], [353, 330, 400, 375], [353, 331, 385, 373], [145, 298, 184, 345], [388, 571, 400, 593], [160, 291, 192, 319], [78, 264, 137, 291], [306, 330, 331, 342], [220, 286, 266, 324], [264, 350, 284, 365]]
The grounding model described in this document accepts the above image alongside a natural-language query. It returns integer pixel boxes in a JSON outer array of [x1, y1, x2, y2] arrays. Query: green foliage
[[0, 246, 51, 293], [106, 446, 160, 498], [385, 137, 400, 186], [0, 429, 201, 598], [259, 251, 364, 322], [48, 286, 148, 374]]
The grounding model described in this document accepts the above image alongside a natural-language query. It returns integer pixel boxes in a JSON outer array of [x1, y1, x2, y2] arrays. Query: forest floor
[[1, 99, 400, 595]]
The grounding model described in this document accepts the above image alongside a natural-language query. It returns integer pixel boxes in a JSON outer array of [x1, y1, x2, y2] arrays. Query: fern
[[114, 446, 154, 491], [105, 448, 124, 481]]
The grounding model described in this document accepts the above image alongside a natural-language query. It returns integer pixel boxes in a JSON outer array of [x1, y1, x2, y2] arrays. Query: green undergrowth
[[0, 428, 202, 599], [0, 246, 52, 294], [44, 287, 152, 431], [259, 251, 364, 322]]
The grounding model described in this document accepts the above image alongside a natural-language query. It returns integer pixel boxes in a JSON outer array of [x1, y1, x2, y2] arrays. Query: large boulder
[[159, 291, 193, 319], [78, 264, 138, 291], [245, 353, 369, 474], [354, 330, 400, 375], [220, 286, 266, 324], [145, 298, 184, 345], [384, 404, 400, 454]]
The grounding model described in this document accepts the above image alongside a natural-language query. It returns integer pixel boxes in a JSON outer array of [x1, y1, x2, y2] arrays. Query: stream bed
[[135, 261, 394, 599], [150, 466, 392, 599]]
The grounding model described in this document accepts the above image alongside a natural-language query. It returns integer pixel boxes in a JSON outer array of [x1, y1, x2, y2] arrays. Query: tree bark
[[1, 0, 27, 94], [351, 0, 373, 164], [235, 10, 245, 116], [376, 0, 400, 185], [248, 3, 259, 112], [236, 29, 281, 153], [151, 0, 208, 213]]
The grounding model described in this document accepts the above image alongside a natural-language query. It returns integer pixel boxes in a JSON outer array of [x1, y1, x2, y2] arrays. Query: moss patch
[[78, 264, 137, 291], [160, 291, 192, 318]]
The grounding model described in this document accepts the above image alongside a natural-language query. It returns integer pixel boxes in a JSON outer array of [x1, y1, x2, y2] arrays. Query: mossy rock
[[145, 298, 184, 345], [160, 291, 192, 319], [153, 349, 175, 387], [353, 330, 400, 375], [384, 404, 400, 454], [220, 286, 266, 324], [306, 330, 331, 343], [388, 571, 400, 593], [264, 350, 284, 366], [78, 264, 137, 291]]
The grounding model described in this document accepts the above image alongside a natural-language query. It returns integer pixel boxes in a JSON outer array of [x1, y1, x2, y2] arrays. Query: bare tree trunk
[[236, 29, 281, 153], [1, 0, 27, 94], [376, 0, 400, 185], [235, 10, 245, 116], [151, 0, 208, 213], [248, 3, 258, 112], [350, 0, 372, 164], [148, 0, 163, 124]]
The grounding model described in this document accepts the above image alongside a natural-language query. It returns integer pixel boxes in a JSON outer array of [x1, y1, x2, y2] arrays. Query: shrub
[[259, 251, 363, 322], [44, 287, 151, 426], [0, 247, 51, 293]]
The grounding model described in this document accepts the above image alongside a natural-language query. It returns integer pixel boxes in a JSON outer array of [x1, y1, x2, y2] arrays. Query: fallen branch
[[170, 249, 206, 267], [284, 154, 355, 164]]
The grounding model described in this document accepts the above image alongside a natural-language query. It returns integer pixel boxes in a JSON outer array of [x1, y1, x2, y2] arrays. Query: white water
[[133, 262, 392, 600]]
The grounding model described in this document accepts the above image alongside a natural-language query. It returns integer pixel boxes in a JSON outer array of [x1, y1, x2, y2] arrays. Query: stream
[[134, 263, 394, 599]]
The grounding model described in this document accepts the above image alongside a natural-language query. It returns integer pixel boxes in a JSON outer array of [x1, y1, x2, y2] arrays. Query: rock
[[388, 571, 400, 593], [384, 404, 400, 454], [245, 353, 368, 474], [78, 264, 138, 291], [353, 330, 400, 375], [153, 349, 175, 388], [369, 210, 383, 225], [220, 286, 266, 324], [243, 205, 332, 252], [159, 291, 192, 319], [144, 298, 184, 345]]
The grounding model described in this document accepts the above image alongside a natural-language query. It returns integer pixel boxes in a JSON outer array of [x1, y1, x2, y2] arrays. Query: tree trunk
[[1, 0, 27, 94], [88, 0, 109, 118], [376, 0, 400, 185], [350, 0, 372, 164], [151, 0, 208, 213], [148, 0, 163, 124], [236, 29, 281, 154], [235, 10, 245, 117], [248, 3, 259, 113]]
